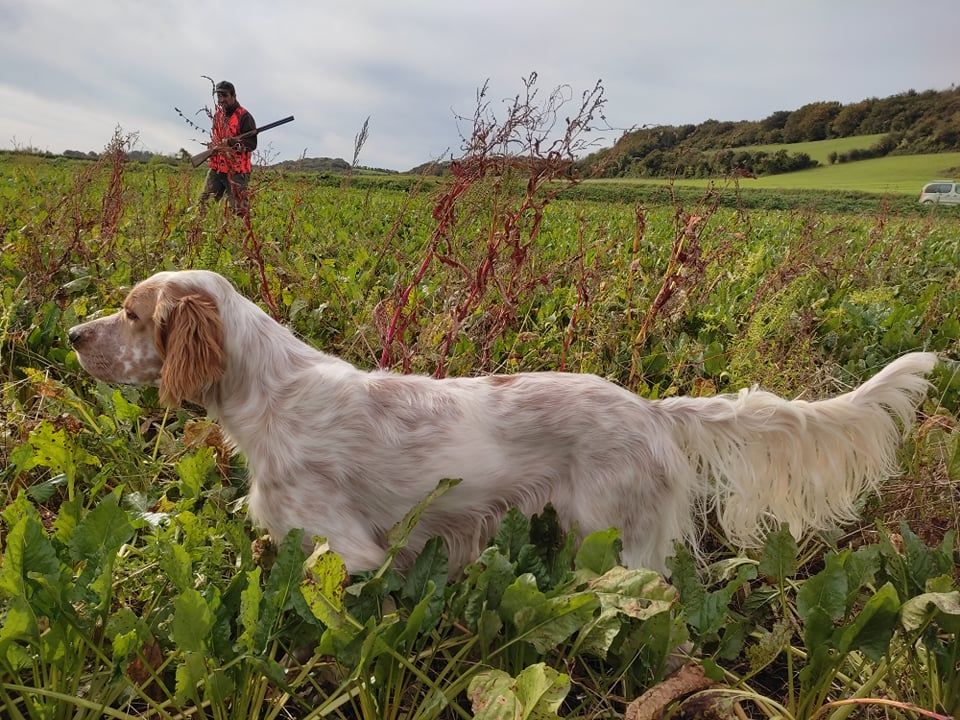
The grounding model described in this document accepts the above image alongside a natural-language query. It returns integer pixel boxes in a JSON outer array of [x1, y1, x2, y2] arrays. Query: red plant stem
[[379, 163, 479, 369]]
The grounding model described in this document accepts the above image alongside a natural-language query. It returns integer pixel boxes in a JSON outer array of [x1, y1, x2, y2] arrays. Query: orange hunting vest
[[209, 106, 252, 174]]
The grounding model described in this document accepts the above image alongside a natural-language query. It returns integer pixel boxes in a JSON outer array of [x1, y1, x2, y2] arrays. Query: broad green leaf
[[901, 522, 950, 594], [477, 608, 504, 650], [25, 421, 100, 483], [619, 609, 689, 675], [797, 552, 847, 622], [26, 422, 73, 477], [317, 622, 366, 667], [0, 597, 38, 655], [938, 530, 957, 566], [666, 544, 704, 610], [844, 545, 880, 612], [69, 493, 134, 564], [106, 607, 149, 662], [25, 473, 66, 503], [300, 550, 350, 631], [238, 567, 262, 653], [468, 663, 569, 720], [159, 542, 193, 593], [111, 388, 142, 423], [514, 663, 570, 718], [111, 630, 140, 663], [201, 584, 228, 656], [877, 523, 909, 600], [837, 582, 900, 662], [464, 547, 518, 628], [469, 669, 518, 720], [206, 668, 235, 707], [519, 593, 599, 654], [575, 606, 622, 658], [8, 442, 34, 475], [515, 544, 550, 588], [398, 579, 436, 648], [799, 644, 832, 695], [717, 619, 749, 661], [343, 570, 403, 624], [172, 589, 213, 653], [264, 529, 307, 609], [0, 515, 60, 599], [746, 618, 793, 675], [500, 573, 546, 628], [530, 505, 572, 560], [402, 536, 448, 604], [176, 447, 216, 502], [900, 591, 960, 634], [574, 528, 622, 576], [529, 505, 571, 572], [802, 606, 835, 652], [939, 316, 960, 341], [52, 496, 82, 546], [925, 574, 955, 593], [758, 524, 797, 585], [38, 619, 69, 664], [703, 340, 726, 376], [668, 549, 749, 638], [589, 566, 677, 620], [1, 491, 37, 530], [493, 507, 530, 562], [174, 650, 207, 703]]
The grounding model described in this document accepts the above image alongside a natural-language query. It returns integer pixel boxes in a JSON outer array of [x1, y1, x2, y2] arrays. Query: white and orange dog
[[69, 270, 935, 573]]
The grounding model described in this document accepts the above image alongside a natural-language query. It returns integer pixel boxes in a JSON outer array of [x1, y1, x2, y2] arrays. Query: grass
[[592, 151, 960, 195], [738, 151, 960, 193], [727, 134, 888, 165]]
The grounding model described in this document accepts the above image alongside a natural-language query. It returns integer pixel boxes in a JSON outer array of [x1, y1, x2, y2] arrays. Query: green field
[[595, 151, 960, 195], [1, 152, 959, 718], [728, 134, 888, 165], [739, 151, 960, 193]]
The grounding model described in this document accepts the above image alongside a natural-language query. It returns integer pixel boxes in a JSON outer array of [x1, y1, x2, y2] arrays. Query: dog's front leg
[[324, 528, 389, 574]]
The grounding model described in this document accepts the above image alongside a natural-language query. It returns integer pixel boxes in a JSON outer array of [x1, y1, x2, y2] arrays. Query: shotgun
[[190, 115, 295, 168]]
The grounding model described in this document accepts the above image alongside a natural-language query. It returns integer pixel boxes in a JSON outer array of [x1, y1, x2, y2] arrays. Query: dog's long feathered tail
[[656, 352, 937, 548]]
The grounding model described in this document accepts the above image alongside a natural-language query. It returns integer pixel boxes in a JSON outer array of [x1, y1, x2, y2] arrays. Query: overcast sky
[[2, 1, 957, 171]]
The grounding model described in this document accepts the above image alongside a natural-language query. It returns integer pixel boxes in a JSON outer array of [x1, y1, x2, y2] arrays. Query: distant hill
[[8, 148, 399, 176], [580, 85, 960, 180], [268, 157, 399, 175], [406, 160, 451, 176], [270, 156, 351, 173]]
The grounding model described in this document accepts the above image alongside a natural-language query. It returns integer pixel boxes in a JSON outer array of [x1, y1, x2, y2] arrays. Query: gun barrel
[[189, 115, 295, 168]]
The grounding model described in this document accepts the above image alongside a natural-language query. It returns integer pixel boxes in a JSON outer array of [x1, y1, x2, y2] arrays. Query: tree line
[[582, 85, 960, 179]]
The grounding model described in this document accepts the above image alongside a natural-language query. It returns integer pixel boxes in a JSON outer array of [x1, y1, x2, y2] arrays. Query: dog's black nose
[[68, 327, 83, 346]]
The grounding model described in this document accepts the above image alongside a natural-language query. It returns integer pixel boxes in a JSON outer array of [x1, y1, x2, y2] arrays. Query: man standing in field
[[199, 80, 257, 216]]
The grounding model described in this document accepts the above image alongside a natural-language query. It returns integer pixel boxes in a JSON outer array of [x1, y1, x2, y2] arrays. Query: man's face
[[216, 90, 237, 111]]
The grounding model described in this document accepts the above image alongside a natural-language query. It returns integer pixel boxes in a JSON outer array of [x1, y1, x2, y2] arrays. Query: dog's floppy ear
[[154, 286, 224, 406]]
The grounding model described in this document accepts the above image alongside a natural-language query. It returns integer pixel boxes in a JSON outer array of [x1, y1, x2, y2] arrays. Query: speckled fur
[[69, 270, 937, 574]]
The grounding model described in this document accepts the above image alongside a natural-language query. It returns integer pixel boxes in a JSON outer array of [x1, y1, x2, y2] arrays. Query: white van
[[918, 181, 960, 205]]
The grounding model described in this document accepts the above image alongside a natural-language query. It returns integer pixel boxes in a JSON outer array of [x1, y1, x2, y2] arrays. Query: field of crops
[[1, 148, 959, 719]]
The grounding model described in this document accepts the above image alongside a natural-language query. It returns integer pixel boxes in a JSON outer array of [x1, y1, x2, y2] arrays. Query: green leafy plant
[[1, 122, 958, 718]]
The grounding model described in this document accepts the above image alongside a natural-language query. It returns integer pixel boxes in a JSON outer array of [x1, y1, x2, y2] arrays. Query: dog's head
[[68, 271, 226, 406]]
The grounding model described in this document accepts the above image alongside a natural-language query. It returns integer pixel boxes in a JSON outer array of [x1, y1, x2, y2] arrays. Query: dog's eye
[[125, 309, 139, 321]]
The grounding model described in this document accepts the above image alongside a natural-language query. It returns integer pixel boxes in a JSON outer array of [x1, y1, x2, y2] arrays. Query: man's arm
[[238, 112, 257, 152]]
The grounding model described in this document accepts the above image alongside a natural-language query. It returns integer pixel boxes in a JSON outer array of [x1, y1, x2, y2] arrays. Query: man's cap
[[215, 81, 236, 95]]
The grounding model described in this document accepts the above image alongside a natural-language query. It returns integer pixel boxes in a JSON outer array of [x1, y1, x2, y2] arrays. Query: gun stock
[[190, 115, 294, 168]]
